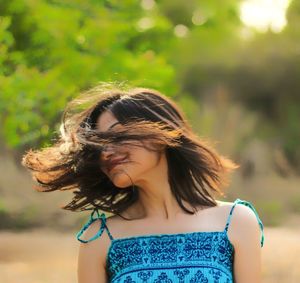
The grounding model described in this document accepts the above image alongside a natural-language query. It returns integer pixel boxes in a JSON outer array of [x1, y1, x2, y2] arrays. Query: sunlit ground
[[0, 229, 77, 283], [240, 0, 292, 33]]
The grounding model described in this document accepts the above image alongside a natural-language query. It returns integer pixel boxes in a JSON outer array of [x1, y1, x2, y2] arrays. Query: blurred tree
[[224, 0, 300, 170], [0, 0, 177, 154], [163, 0, 300, 171], [1, 0, 299, 172]]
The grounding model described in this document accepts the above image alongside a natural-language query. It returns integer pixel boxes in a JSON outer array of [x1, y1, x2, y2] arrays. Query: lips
[[107, 157, 127, 172]]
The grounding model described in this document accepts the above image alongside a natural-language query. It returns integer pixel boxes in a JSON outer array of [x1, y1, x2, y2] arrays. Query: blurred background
[[0, 0, 299, 282]]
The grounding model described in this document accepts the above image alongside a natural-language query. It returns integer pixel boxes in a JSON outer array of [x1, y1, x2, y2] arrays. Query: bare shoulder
[[225, 202, 262, 249], [104, 214, 126, 235], [77, 218, 111, 268], [77, 218, 111, 282], [214, 199, 235, 215], [105, 214, 123, 227]]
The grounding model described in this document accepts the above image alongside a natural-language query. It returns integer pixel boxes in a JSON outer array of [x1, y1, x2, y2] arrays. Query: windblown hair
[[22, 83, 239, 218]]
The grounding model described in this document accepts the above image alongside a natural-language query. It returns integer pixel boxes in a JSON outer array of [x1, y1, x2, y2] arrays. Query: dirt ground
[[0, 229, 77, 283], [0, 226, 299, 283]]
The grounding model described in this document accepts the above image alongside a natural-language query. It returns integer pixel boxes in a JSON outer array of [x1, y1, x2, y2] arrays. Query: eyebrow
[[107, 122, 120, 130]]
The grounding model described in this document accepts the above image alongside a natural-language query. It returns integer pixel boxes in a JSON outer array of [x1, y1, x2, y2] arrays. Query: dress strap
[[76, 209, 114, 243], [224, 198, 265, 247]]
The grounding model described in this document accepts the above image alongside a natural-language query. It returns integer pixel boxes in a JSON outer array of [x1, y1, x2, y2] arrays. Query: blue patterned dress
[[77, 198, 265, 282]]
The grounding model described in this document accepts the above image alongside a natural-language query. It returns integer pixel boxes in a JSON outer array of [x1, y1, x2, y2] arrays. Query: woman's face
[[96, 110, 163, 189]]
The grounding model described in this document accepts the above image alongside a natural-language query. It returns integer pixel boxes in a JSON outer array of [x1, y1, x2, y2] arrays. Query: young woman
[[22, 84, 265, 283]]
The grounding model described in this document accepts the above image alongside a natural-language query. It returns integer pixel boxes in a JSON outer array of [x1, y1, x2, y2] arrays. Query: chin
[[109, 170, 134, 188]]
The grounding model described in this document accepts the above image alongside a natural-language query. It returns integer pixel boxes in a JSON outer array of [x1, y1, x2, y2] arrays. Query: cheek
[[130, 148, 161, 172]]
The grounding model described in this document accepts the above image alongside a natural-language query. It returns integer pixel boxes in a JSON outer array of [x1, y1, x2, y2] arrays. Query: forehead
[[96, 110, 120, 132]]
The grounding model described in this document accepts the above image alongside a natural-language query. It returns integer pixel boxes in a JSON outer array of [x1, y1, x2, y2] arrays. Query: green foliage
[[0, 0, 178, 150], [0, 0, 299, 170], [0, 199, 7, 214], [170, 0, 300, 169], [0, 201, 40, 230], [2, 0, 300, 230], [258, 200, 285, 226], [288, 194, 300, 213]]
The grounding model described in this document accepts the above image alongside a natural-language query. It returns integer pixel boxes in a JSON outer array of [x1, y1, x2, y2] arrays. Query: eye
[[108, 121, 121, 131]]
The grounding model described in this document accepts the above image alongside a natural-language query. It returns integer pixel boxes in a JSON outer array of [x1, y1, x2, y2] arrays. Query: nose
[[101, 144, 115, 161]]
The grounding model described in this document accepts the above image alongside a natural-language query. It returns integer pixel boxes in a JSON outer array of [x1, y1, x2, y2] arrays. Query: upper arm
[[228, 204, 263, 283], [77, 219, 109, 283]]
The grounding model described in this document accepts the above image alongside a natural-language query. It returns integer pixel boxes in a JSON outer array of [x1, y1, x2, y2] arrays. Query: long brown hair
[[22, 83, 239, 218]]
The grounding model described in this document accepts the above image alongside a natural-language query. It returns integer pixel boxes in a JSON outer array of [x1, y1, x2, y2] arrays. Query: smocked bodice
[[106, 230, 234, 282]]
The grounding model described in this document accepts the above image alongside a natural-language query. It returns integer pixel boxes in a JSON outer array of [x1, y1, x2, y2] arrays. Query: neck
[[123, 154, 196, 221]]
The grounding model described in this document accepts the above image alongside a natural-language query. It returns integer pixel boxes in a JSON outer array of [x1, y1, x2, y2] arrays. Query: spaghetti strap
[[76, 209, 114, 243], [224, 198, 265, 247]]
